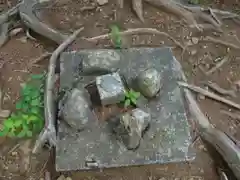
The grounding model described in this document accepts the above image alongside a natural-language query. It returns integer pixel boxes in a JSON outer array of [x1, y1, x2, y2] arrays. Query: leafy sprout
[[110, 25, 122, 48], [0, 73, 45, 138], [123, 89, 141, 108]]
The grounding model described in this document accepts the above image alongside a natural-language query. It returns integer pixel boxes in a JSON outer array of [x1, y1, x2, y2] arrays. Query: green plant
[[123, 89, 141, 108], [0, 73, 45, 138], [110, 24, 122, 48], [188, 0, 199, 5]]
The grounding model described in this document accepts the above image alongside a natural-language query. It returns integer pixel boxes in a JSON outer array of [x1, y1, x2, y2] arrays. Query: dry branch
[[32, 27, 84, 154], [220, 110, 240, 122], [179, 82, 240, 111], [205, 55, 229, 75], [202, 36, 240, 50], [86, 28, 184, 49], [205, 81, 236, 98]]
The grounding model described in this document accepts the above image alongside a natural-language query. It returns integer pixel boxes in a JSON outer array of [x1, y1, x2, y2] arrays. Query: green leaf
[[0, 127, 9, 136], [124, 91, 130, 98], [16, 102, 23, 109], [14, 119, 22, 127], [17, 130, 27, 138], [31, 74, 44, 80], [31, 98, 40, 106], [26, 130, 33, 137], [28, 115, 38, 122], [133, 92, 140, 99], [4, 119, 14, 128], [110, 25, 122, 48], [131, 98, 137, 105], [30, 107, 41, 114], [124, 99, 131, 108]]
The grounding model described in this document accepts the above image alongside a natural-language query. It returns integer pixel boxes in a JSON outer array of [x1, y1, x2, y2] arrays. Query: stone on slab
[[96, 72, 125, 106], [57, 47, 194, 171], [60, 88, 96, 130], [137, 67, 162, 98], [111, 108, 150, 150]]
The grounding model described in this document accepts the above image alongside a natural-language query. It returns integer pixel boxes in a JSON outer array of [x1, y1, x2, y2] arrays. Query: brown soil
[[0, 0, 240, 179]]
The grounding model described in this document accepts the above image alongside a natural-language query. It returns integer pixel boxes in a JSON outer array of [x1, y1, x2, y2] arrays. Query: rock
[[96, 72, 125, 105], [96, 0, 108, 5], [57, 175, 66, 180], [111, 108, 150, 150], [61, 88, 96, 130], [191, 37, 199, 44], [137, 68, 162, 98], [66, 177, 72, 180]]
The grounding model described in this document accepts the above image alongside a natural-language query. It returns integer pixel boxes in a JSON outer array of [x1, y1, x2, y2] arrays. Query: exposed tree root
[[122, 0, 240, 32], [86, 28, 184, 49], [201, 36, 240, 50], [178, 65, 240, 180], [32, 27, 84, 154], [0, 0, 67, 48]]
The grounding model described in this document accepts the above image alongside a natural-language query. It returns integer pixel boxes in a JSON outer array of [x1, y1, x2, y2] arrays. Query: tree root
[[178, 66, 240, 180], [201, 36, 240, 50], [220, 110, 240, 122], [86, 28, 184, 49], [32, 27, 84, 154], [124, 0, 240, 32], [0, 0, 68, 48]]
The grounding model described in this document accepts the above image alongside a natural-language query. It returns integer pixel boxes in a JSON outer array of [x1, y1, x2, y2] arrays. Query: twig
[[32, 27, 84, 154], [29, 52, 52, 66], [202, 36, 240, 50], [220, 110, 240, 122], [205, 55, 229, 75], [179, 82, 240, 110], [86, 28, 184, 49], [205, 81, 236, 98]]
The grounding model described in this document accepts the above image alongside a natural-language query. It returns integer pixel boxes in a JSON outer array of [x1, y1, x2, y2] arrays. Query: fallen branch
[[32, 27, 84, 154], [177, 64, 240, 180], [220, 110, 240, 122], [205, 81, 236, 98], [205, 55, 229, 75], [86, 28, 184, 49], [29, 52, 52, 67], [179, 82, 240, 111], [201, 36, 240, 50]]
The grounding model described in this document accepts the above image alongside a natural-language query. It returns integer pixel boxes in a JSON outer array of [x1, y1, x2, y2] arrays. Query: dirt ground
[[0, 0, 240, 179]]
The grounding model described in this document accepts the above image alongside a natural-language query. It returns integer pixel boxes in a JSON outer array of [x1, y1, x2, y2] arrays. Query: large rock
[[111, 108, 150, 150], [96, 72, 125, 106], [137, 68, 162, 98], [60, 88, 96, 130]]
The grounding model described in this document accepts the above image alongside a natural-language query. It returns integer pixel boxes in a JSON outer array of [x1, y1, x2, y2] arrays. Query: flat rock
[[57, 47, 194, 171]]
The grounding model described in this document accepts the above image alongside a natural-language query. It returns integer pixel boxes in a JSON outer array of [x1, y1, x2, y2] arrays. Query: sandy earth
[[0, 0, 240, 179]]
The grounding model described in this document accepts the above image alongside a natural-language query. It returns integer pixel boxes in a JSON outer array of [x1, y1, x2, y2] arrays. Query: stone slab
[[57, 47, 195, 171]]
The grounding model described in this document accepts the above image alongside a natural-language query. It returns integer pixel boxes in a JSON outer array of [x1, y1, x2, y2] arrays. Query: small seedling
[[123, 89, 141, 108], [0, 73, 45, 138], [110, 24, 122, 48]]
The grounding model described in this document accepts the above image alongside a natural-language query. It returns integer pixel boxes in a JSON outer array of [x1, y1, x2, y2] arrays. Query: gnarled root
[[124, 0, 240, 32], [32, 27, 84, 154], [177, 61, 240, 180]]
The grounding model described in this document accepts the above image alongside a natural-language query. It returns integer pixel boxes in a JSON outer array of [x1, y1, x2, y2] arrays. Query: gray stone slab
[[57, 47, 195, 171]]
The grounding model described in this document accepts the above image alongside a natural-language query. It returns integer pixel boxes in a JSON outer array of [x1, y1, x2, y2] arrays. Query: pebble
[[96, 0, 108, 5], [57, 175, 65, 180], [191, 37, 199, 44]]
